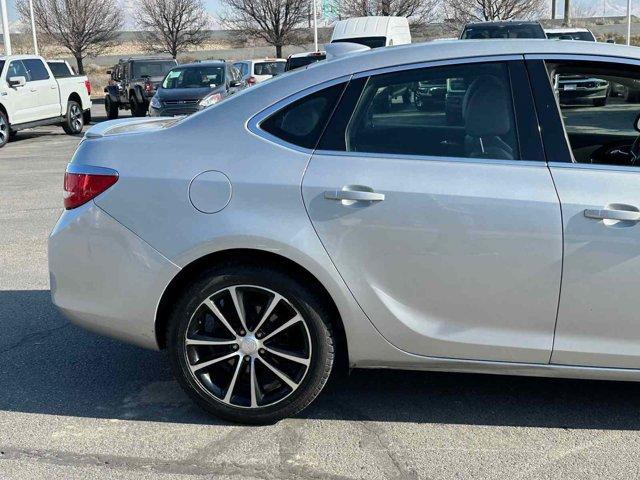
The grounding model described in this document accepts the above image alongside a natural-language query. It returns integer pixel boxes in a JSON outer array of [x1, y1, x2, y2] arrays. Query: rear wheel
[[105, 96, 119, 120], [62, 100, 84, 135], [0, 110, 9, 148], [167, 265, 335, 424]]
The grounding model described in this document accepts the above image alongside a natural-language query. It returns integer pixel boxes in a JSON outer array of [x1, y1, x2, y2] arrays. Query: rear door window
[[321, 62, 522, 161], [23, 59, 50, 81]]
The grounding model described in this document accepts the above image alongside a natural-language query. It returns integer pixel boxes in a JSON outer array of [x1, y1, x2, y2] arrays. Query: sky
[[4, 0, 223, 25], [2, 0, 638, 30]]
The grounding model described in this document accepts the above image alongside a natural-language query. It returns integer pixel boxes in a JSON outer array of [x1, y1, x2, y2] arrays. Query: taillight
[[247, 76, 256, 86], [63, 170, 118, 209], [84, 79, 91, 96]]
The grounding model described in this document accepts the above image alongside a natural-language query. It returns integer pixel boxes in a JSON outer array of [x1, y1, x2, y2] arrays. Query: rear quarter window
[[260, 82, 345, 149]]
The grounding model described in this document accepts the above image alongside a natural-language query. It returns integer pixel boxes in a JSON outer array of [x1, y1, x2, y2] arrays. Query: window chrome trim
[[246, 74, 352, 155], [351, 54, 524, 79], [548, 161, 640, 173], [314, 149, 544, 168]]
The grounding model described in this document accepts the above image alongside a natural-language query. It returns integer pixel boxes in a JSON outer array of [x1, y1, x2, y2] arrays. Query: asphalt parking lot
[[3, 103, 640, 480]]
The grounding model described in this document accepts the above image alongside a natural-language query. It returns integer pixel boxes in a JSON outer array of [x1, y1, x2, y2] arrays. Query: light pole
[[28, 0, 38, 54], [0, 0, 11, 55], [312, 0, 318, 52], [627, 0, 632, 45]]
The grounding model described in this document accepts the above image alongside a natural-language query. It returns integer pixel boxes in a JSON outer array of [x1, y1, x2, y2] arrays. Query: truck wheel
[[105, 96, 119, 120], [62, 100, 84, 135], [130, 96, 147, 117], [0, 110, 9, 148]]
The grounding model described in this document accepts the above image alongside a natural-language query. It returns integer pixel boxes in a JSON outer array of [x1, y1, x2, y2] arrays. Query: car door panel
[[4, 60, 38, 124], [527, 56, 640, 369], [548, 164, 640, 368], [301, 59, 562, 363], [303, 154, 562, 363]]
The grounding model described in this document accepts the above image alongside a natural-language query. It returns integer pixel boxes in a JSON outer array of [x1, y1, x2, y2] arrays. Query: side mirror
[[8, 76, 26, 87]]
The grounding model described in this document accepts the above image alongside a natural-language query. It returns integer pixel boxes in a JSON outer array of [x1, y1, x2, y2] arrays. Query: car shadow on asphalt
[[3, 288, 640, 429]]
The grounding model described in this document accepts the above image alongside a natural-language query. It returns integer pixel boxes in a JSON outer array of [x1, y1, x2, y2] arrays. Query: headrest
[[464, 75, 513, 138]]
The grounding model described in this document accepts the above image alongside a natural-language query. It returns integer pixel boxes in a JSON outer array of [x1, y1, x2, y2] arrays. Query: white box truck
[[330, 16, 411, 48]]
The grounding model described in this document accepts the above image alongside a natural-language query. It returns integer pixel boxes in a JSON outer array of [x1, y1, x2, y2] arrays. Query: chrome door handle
[[324, 188, 385, 202], [584, 208, 640, 222]]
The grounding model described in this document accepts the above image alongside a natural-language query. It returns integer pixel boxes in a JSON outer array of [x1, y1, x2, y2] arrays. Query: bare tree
[[444, 0, 545, 32], [135, 0, 209, 58], [15, 0, 123, 74], [220, 0, 308, 58], [341, 0, 441, 26]]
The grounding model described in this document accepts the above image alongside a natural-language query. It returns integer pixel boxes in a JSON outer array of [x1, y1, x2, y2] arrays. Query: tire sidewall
[[0, 110, 9, 148], [65, 100, 83, 134], [167, 265, 334, 424]]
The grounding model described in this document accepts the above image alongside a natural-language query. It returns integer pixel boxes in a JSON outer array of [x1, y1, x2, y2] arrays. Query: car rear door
[[527, 55, 640, 369], [23, 58, 60, 119], [300, 58, 563, 363]]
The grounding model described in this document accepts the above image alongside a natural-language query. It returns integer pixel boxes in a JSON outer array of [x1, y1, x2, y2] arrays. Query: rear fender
[[104, 85, 120, 103]]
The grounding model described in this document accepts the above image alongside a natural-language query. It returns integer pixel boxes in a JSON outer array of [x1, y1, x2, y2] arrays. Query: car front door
[[527, 55, 640, 369], [4, 60, 37, 124], [301, 58, 563, 363]]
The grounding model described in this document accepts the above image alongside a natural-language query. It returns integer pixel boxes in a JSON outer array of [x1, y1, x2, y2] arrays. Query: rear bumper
[[48, 202, 180, 349]]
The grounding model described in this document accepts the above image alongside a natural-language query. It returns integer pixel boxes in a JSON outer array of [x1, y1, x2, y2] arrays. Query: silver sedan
[[49, 39, 640, 424]]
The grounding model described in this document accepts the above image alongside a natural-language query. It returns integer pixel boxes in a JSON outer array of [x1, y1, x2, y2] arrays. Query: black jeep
[[104, 57, 178, 118]]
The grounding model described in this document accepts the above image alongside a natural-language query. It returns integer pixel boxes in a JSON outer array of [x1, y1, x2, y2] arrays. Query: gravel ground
[[1, 103, 640, 480]]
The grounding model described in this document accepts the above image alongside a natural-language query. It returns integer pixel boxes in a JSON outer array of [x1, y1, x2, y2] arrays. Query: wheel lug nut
[[256, 332, 263, 338], [232, 344, 239, 350]]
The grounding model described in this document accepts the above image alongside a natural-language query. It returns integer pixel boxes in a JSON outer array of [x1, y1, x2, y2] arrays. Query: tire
[[624, 88, 639, 103], [0, 110, 9, 148], [130, 95, 147, 117], [62, 100, 84, 135], [593, 97, 607, 107], [167, 264, 335, 425], [105, 96, 119, 120]]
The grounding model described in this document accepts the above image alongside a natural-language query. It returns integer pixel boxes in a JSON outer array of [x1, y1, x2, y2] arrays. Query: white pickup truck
[[0, 55, 92, 148]]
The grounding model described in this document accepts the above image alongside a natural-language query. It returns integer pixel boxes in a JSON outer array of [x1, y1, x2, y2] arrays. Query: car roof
[[288, 51, 326, 59], [464, 21, 542, 27], [174, 61, 226, 68], [545, 27, 592, 33], [282, 39, 640, 88], [329, 39, 639, 69]]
